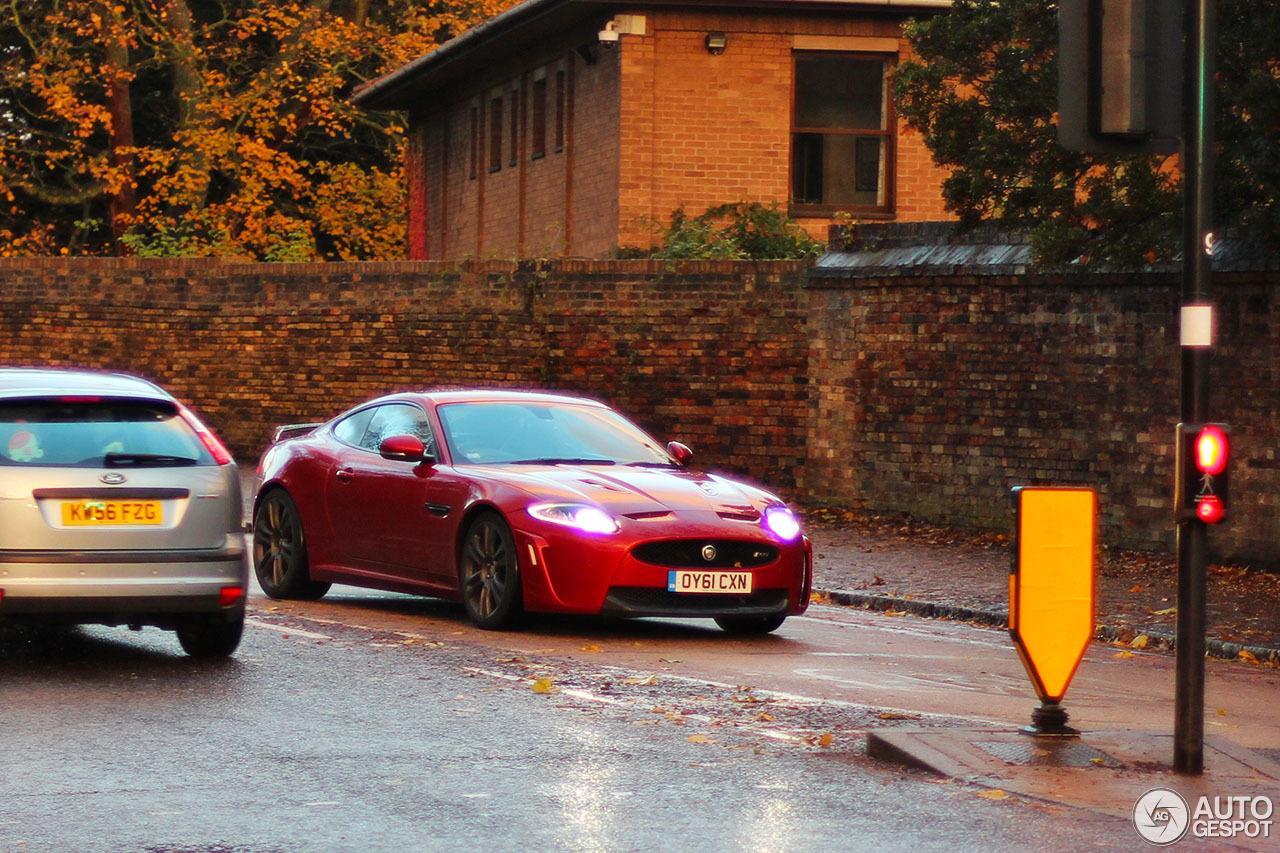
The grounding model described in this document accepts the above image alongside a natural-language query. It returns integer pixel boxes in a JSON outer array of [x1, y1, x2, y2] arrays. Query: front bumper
[[512, 516, 812, 618]]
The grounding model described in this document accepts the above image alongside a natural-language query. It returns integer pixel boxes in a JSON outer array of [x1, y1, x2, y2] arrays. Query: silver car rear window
[[0, 398, 216, 468]]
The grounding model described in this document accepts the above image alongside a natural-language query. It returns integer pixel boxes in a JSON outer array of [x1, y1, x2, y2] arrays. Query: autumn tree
[[0, 0, 516, 260], [892, 0, 1280, 267]]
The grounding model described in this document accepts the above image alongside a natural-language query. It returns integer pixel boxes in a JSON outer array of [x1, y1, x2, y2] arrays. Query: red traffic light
[[1194, 425, 1228, 475], [1196, 494, 1225, 524]]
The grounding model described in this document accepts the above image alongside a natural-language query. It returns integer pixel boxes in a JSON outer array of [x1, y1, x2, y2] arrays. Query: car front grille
[[602, 587, 789, 617], [631, 539, 779, 569]]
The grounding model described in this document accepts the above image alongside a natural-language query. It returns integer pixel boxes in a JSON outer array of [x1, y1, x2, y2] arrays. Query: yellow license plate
[[61, 500, 163, 526], [667, 570, 752, 594]]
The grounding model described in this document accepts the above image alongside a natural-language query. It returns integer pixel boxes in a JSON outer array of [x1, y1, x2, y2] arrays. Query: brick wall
[[0, 257, 809, 495], [3, 257, 1277, 565], [807, 267, 1280, 564]]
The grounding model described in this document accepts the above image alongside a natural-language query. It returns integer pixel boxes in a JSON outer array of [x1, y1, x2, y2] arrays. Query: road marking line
[[245, 618, 331, 640]]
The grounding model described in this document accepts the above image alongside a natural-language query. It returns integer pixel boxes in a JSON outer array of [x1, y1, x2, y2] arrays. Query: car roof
[[0, 368, 171, 402], [371, 389, 609, 409]]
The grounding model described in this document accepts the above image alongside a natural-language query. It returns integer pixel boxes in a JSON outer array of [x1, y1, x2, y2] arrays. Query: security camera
[[598, 21, 620, 46]]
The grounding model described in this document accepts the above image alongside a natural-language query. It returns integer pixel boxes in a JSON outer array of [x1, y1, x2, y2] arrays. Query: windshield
[[438, 401, 675, 466], [0, 398, 215, 467]]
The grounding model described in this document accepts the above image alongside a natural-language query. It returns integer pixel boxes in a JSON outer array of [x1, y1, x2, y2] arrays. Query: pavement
[[805, 512, 1280, 848]]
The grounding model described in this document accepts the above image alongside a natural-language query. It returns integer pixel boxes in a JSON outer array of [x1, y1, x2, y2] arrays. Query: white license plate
[[667, 570, 752, 594]]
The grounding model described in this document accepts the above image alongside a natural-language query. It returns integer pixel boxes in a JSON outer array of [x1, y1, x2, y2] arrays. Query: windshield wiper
[[625, 460, 681, 469], [511, 457, 617, 466], [104, 452, 199, 467]]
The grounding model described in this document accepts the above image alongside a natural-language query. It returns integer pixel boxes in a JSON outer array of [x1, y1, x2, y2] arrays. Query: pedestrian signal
[[1175, 423, 1230, 524]]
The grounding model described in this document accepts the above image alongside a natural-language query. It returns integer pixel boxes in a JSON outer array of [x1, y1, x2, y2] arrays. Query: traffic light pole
[[1174, 0, 1216, 776]]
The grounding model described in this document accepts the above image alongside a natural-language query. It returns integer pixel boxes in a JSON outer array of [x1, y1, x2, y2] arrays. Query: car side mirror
[[667, 441, 693, 466], [379, 434, 433, 463]]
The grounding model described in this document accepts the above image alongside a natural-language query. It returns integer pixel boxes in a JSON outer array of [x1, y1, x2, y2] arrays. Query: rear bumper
[[0, 540, 248, 625]]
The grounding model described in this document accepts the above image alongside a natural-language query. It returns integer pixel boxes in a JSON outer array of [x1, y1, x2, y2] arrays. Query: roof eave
[[351, 0, 954, 111]]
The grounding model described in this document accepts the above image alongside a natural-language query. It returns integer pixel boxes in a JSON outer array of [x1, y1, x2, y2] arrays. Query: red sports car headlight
[[528, 503, 621, 535], [763, 506, 801, 541]]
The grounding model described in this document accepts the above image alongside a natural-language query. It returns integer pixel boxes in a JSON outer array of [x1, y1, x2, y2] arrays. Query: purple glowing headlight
[[763, 506, 801, 541], [528, 503, 621, 535]]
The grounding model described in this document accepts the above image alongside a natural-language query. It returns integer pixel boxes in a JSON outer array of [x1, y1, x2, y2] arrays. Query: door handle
[[335, 468, 355, 482]]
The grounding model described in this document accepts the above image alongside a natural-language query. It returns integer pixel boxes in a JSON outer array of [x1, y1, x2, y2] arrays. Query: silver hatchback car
[[0, 368, 247, 656]]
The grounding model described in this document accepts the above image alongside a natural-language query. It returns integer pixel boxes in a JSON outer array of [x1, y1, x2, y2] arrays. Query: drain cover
[[974, 740, 1124, 768]]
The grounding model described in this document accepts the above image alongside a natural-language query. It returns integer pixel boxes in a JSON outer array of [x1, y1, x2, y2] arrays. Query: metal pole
[[1174, 0, 1215, 775]]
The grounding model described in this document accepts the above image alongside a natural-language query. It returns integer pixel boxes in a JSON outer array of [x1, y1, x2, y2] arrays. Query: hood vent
[[622, 510, 674, 521]]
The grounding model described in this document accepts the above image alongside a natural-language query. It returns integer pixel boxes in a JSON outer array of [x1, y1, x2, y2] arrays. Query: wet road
[[1, 587, 1181, 852]]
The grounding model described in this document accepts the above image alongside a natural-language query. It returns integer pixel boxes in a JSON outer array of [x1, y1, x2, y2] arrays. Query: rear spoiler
[[271, 422, 322, 444]]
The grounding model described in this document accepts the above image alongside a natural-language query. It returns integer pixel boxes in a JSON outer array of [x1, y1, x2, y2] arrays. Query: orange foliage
[[0, 0, 518, 259]]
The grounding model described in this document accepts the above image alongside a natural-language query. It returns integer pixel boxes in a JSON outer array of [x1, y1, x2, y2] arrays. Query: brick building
[[353, 0, 955, 259]]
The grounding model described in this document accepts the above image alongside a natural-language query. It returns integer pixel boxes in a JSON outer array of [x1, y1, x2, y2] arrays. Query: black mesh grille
[[603, 587, 788, 617], [631, 540, 779, 568]]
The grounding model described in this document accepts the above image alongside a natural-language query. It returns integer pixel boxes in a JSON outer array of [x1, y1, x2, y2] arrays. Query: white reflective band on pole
[[1181, 305, 1213, 347]]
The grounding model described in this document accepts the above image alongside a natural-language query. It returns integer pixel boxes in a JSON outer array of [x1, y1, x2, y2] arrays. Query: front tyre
[[177, 608, 245, 658], [253, 489, 331, 600], [459, 512, 524, 630], [714, 614, 786, 635]]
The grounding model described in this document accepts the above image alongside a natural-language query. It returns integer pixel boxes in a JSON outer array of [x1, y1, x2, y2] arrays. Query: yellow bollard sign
[[1009, 487, 1096, 704]]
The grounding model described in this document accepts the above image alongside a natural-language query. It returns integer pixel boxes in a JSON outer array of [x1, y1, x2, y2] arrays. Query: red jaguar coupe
[[252, 390, 811, 632]]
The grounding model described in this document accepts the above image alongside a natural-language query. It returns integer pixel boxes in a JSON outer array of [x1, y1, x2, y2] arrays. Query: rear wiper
[[511, 457, 616, 466], [104, 452, 199, 467]]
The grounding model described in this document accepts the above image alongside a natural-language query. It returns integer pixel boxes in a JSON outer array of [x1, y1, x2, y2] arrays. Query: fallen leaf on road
[[1240, 650, 1259, 664], [977, 790, 1007, 800], [878, 712, 919, 720], [531, 678, 558, 694], [581, 645, 601, 652], [621, 675, 658, 686], [1131, 634, 1149, 649], [753, 711, 776, 722], [1129, 585, 1142, 593], [1154, 606, 1177, 616], [687, 734, 712, 744], [1115, 651, 1135, 659]]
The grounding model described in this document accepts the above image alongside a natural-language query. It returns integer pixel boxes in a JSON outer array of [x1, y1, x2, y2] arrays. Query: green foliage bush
[[624, 202, 825, 261]]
